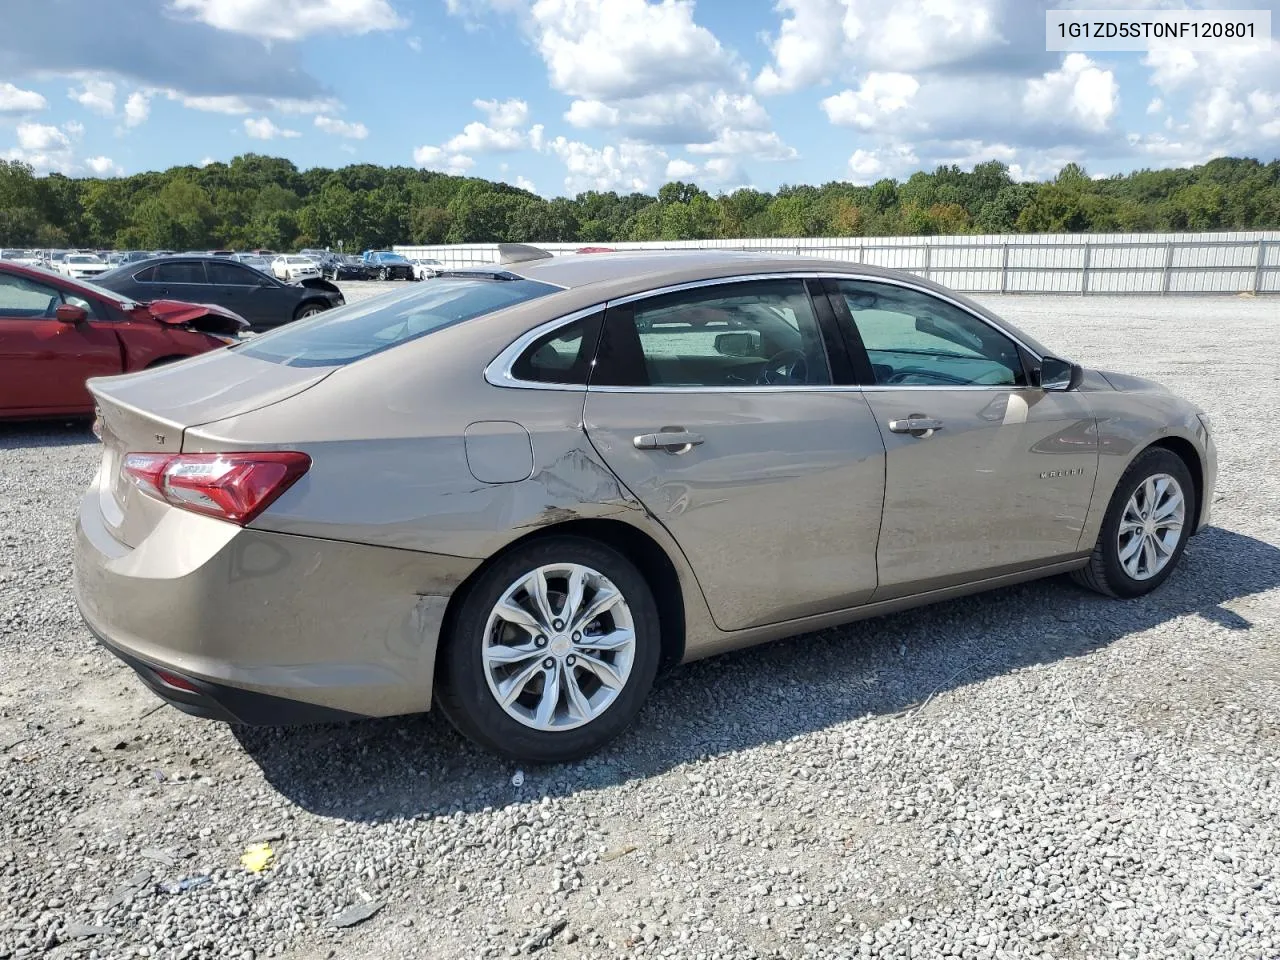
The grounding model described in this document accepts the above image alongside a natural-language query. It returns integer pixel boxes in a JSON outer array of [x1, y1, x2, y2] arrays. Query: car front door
[[0, 272, 121, 415], [581, 278, 886, 632], [205, 259, 276, 326], [825, 278, 1098, 599]]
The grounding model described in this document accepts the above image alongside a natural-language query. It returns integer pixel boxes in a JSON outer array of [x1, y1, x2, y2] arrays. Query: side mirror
[[55, 303, 88, 324], [1036, 356, 1083, 391], [714, 331, 762, 358]]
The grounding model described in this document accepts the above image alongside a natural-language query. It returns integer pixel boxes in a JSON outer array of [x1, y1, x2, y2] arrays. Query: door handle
[[633, 429, 705, 452], [888, 416, 944, 437]]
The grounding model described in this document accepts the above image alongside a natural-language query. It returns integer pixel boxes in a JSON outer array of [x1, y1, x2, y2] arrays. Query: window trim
[[483, 272, 1045, 393]]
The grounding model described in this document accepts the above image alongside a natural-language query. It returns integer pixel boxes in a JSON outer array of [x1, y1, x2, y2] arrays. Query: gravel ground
[[1, 290, 1277, 960]]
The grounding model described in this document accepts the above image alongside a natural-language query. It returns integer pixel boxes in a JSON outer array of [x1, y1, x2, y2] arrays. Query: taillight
[[121, 451, 310, 525]]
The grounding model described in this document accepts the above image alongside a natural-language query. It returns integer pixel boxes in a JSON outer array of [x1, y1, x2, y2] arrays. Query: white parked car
[[272, 255, 321, 282], [58, 253, 110, 280], [410, 257, 444, 280]]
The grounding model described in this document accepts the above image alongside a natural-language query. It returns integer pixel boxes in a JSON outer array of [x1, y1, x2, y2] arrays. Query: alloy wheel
[[1117, 473, 1185, 581], [481, 563, 636, 731]]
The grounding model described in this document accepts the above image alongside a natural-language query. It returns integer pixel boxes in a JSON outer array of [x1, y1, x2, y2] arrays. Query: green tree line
[[1, 154, 1278, 252]]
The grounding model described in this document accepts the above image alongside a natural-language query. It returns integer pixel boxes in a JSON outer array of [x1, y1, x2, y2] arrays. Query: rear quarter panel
[[180, 298, 722, 654]]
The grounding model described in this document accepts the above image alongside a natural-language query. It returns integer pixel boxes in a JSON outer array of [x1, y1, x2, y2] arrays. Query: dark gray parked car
[[96, 255, 344, 331]]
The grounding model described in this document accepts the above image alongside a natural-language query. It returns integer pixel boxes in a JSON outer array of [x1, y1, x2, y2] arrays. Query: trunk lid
[[88, 349, 336, 547]]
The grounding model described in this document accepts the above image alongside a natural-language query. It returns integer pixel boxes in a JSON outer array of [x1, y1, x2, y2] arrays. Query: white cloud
[[1023, 53, 1118, 134], [168, 0, 405, 41], [846, 144, 919, 184], [62, 120, 85, 139], [515, 175, 537, 193], [564, 90, 774, 147], [173, 93, 253, 114], [4, 122, 75, 174], [198, 156, 217, 167], [1146, 97, 1163, 116], [755, 0, 1025, 92], [445, 122, 526, 152], [665, 158, 698, 179], [821, 72, 920, 130], [17, 123, 71, 152], [565, 99, 619, 128], [440, 99, 531, 152], [271, 97, 342, 115], [449, 0, 790, 174], [407, 35, 422, 52], [475, 97, 529, 129], [755, 0, 848, 94], [412, 145, 474, 174], [68, 77, 116, 117], [546, 136, 669, 193], [522, 0, 741, 101], [314, 115, 368, 139], [85, 155, 123, 176], [0, 83, 47, 113], [686, 129, 797, 161], [243, 116, 300, 139], [124, 91, 151, 128]]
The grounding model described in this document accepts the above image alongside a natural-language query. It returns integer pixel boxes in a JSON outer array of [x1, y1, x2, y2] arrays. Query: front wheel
[[1072, 448, 1195, 598], [293, 302, 326, 322], [436, 537, 661, 763], [378, 267, 388, 281]]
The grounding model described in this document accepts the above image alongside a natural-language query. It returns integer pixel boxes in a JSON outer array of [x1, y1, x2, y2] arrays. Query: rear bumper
[[73, 469, 481, 722], [91, 627, 361, 725]]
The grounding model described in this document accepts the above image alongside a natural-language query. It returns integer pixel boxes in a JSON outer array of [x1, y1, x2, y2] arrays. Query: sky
[[0, 0, 1277, 197]]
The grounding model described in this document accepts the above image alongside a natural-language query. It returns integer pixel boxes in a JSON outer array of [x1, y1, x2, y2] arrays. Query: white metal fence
[[396, 231, 1280, 295]]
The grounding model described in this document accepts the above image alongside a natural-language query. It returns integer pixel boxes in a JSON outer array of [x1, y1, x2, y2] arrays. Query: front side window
[[207, 261, 268, 286], [239, 276, 560, 367], [833, 280, 1026, 387], [0, 273, 60, 318], [593, 279, 831, 388]]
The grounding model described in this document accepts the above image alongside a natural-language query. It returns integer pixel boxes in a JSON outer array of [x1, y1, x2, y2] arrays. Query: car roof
[[481, 249, 1053, 358]]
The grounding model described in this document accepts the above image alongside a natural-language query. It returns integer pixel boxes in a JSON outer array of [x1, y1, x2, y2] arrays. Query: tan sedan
[[74, 248, 1216, 762]]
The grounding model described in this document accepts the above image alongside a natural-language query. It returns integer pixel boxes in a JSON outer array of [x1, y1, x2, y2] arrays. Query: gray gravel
[[1, 290, 1277, 960]]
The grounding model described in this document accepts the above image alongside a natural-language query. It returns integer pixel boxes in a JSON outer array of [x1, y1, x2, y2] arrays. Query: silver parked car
[[75, 247, 1216, 762]]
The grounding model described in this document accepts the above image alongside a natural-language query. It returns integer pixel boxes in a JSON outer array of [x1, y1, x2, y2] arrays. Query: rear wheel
[[436, 536, 661, 763], [1072, 448, 1195, 598]]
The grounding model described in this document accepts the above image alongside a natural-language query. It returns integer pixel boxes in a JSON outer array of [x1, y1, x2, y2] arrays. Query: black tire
[[1071, 447, 1195, 598], [435, 536, 661, 763], [293, 302, 326, 322], [378, 267, 388, 281]]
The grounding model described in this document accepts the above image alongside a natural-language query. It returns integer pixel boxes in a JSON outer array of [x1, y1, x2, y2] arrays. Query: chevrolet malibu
[[74, 248, 1216, 762]]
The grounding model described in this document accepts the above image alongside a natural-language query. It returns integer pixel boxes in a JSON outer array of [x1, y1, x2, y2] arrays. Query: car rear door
[[137, 260, 209, 305], [0, 271, 121, 415], [824, 278, 1099, 599], [581, 277, 886, 632]]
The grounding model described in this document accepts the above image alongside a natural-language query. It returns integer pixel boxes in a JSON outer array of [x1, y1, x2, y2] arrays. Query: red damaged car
[[0, 260, 247, 420]]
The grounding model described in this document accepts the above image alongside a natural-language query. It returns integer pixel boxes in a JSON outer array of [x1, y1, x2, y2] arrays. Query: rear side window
[[147, 262, 207, 284], [239, 277, 560, 367], [510, 313, 603, 386]]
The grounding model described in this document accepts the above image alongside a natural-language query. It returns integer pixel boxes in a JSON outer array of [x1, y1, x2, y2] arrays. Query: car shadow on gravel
[[234, 525, 1280, 822], [0, 420, 95, 449]]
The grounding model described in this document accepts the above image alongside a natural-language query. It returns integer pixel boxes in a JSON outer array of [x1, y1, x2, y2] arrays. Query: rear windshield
[[237, 277, 558, 367]]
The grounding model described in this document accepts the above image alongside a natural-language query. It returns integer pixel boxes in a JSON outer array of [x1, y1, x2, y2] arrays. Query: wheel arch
[[438, 517, 687, 677], [293, 298, 329, 320], [1145, 435, 1204, 532]]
